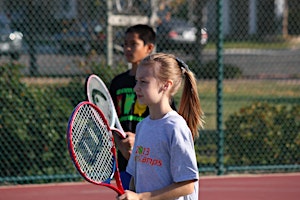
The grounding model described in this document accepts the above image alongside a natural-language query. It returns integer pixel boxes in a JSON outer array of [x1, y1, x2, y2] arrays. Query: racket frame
[[86, 74, 125, 137], [67, 101, 125, 195]]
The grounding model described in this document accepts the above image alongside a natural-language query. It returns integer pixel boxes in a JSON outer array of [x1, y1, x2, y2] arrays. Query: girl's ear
[[162, 80, 173, 91]]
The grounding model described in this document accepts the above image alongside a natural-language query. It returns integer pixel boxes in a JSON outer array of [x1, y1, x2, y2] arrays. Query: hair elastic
[[175, 57, 190, 73]]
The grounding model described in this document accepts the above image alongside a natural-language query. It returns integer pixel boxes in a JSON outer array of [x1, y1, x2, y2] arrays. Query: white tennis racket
[[86, 74, 125, 135], [67, 101, 125, 195]]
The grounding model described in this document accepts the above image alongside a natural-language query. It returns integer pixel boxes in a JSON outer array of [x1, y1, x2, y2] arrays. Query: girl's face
[[134, 64, 164, 106]]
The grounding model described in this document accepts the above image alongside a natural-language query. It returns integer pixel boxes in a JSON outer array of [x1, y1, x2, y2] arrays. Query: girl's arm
[[118, 179, 196, 200]]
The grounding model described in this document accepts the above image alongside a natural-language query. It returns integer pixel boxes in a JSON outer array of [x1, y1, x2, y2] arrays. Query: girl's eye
[[137, 80, 147, 85]]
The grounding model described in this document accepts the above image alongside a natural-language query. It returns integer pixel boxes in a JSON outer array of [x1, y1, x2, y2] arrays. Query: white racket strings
[[71, 104, 115, 182]]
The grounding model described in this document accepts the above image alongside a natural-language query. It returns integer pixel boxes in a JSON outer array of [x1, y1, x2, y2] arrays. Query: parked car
[[0, 12, 23, 60], [54, 21, 106, 55], [156, 18, 208, 53]]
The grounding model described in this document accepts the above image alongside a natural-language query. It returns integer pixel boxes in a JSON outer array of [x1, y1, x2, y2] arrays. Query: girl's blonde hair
[[140, 53, 204, 139]]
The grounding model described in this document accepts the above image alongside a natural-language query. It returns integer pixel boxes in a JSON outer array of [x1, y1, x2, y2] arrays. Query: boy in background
[[109, 24, 156, 189]]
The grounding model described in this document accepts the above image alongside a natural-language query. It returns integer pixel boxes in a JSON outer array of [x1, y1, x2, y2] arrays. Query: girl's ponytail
[[177, 60, 204, 139]]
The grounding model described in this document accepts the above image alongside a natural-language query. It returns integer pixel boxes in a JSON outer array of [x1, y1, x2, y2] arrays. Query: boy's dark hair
[[125, 24, 156, 45]]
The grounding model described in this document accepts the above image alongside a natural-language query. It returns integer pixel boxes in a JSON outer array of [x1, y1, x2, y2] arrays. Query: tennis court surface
[[1, 173, 299, 200]]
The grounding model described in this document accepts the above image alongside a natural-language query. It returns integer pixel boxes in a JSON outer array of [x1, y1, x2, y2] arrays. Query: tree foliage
[[225, 102, 300, 166]]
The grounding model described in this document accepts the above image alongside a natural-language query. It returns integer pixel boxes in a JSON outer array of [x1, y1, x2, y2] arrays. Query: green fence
[[1, 0, 300, 185]]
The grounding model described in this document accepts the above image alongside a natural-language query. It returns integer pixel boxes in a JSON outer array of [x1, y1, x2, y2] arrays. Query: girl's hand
[[117, 190, 140, 200]]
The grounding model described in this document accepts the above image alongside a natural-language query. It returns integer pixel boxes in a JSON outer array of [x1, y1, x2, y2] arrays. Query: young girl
[[117, 53, 204, 200]]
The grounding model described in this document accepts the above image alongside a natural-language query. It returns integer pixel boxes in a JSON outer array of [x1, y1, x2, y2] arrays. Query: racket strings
[[88, 79, 115, 126], [72, 104, 115, 183]]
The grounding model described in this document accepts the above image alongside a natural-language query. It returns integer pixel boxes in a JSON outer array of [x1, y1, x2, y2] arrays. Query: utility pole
[[282, 0, 289, 38], [194, 0, 205, 66]]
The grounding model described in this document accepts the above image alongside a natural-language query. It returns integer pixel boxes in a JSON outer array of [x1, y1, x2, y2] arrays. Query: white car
[[0, 13, 23, 60], [156, 18, 208, 53]]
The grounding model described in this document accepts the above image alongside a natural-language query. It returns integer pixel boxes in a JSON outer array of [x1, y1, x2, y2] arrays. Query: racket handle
[[114, 172, 125, 195]]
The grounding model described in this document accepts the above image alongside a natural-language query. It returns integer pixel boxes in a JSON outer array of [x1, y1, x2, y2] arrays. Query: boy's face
[[124, 32, 153, 66]]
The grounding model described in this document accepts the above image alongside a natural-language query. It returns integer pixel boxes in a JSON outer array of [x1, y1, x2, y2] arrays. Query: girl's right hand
[[117, 190, 140, 200]]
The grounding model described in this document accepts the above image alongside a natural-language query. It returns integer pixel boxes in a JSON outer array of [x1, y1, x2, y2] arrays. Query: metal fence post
[[216, 0, 225, 175], [106, 0, 113, 66]]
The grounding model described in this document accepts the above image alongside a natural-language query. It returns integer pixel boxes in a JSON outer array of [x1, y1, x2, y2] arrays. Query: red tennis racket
[[67, 101, 125, 195]]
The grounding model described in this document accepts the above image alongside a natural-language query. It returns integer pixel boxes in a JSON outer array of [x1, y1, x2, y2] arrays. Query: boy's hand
[[113, 131, 135, 160]]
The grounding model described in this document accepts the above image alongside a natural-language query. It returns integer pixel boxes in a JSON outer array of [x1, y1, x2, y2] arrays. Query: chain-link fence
[[1, 0, 299, 185]]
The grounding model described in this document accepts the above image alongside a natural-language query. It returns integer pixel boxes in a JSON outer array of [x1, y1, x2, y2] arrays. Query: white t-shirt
[[126, 111, 199, 200]]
